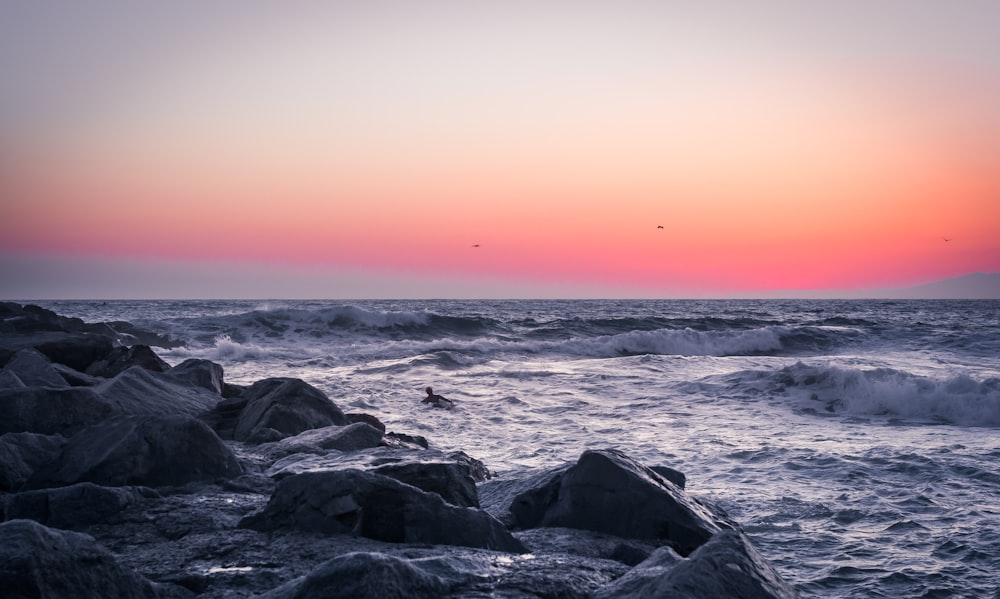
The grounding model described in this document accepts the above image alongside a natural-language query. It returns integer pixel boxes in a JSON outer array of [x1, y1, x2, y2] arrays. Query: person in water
[[422, 386, 454, 410]]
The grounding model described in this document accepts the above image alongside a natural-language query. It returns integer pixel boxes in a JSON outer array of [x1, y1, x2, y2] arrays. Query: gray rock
[[264, 446, 481, 507], [86, 344, 171, 378], [95, 366, 222, 418], [240, 469, 525, 553], [257, 552, 451, 599], [6, 482, 160, 529], [0, 519, 191, 598], [0, 367, 25, 389], [167, 359, 225, 394], [266, 422, 384, 458], [508, 449, 728, 556], [233, 378, 348, 443], [34, 331, 117, 372], [24, 415, 243, 490], [0, 386, 116, 436], [0, 432, 66, 492], [592, 530, 801, 599], [4, 348, 68, 388]]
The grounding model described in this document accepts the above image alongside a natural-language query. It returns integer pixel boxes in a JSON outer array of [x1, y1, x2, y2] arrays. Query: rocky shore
[[1, 302, 800, 598]]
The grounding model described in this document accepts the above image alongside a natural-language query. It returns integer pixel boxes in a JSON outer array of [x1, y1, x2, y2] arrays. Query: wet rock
[[167, 359, 225, 394], [0, 432, 66, 492], [382, 431, 429, 449], [592, 529, 801, 599], [345, 412, 387, 433], [507, 448, 728, 556], [257, 551, 452, 599], [0, 367, 25, 389], [34, 332, 117, 372], [3, 348, 68, 388], [5, 482, 160, 529], [24, 415, 243, 490], [0, 519, 191, 598], [240, 469, 525, 553], [86, 344, 171, 378], [264, 446, 482, 507], [0, 386, 115, 436], [233, 378, 348, 443], [95, 367, 222, 418], [265, 422, 384, 458]]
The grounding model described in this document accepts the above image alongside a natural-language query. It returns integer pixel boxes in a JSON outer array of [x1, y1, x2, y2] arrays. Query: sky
[[2, 0, 998, 299]]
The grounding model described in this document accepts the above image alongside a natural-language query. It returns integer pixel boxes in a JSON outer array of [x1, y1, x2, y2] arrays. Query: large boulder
[[95, 367, 222, 418], [0, 387, 116, 436], [233, 378, 347, 443], [257, 552, 451, 599], [86, 345, 171, 378], [0, 432, 66, 492], [593, 530, 800, 599], [0, 519, 189, 598], [34, 332, 117, 372], [508, 449, 729, 556], [3, 348, 68, 388], [240, 469, 524, 553], [166, 359, 225, 394], [5, 482, 160, 530], [265, 422, 384, 458], [265, 446, 483, 507], [23, 415, 243, 490]]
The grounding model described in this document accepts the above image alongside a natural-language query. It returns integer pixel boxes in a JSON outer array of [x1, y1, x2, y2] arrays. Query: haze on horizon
[[2, 1, 998, 299]]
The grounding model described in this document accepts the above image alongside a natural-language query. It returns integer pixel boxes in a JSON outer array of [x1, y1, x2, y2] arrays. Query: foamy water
[[38, 299, 1000, 597]]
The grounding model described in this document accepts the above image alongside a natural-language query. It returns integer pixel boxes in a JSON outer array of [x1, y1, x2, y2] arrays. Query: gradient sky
[[2, 1, 998, 298]]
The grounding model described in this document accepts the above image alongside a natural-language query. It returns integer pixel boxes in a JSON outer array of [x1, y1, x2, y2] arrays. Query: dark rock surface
[[0, 432, 66, 492], [86, 344, 171, 378], [506, 448, 730, 556], [240, 469, 525, 552], [264, 422, 385, 458], [5, 482, 160, 529], [233, 377, 348, 442], [0, 386, 116, 436], [0, 518, 191, 598], [95, 367, 222, 417], [167, 358, 226, 394], [593, 530, 800, 599], [24, 415, 243, 490], [3, 348, 69, 388]]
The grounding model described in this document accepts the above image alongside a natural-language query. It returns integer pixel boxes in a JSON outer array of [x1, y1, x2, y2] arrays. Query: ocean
[[34, 299, 1000, 598]]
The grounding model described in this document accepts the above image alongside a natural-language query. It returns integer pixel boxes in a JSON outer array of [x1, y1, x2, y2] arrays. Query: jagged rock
[[86, 345, 171, 378], [233, 378, 348, 443], [0, 519, 191, 598], [345, 411, 387, 433], [34, 332, 117, 372], [264, 446, 481, 507], [5, 482, 160, 529], [167, 359, 225, 394], [240, 469, 525, 553], [257, 552, 452, 599], [200, 395, 248, 439], [52, 363, 103, 387], [382, 431, 430, 450], [0, 387, 116, 436], [0, 432, 66, 491], [95, 367, 222, 417], [652, 465, 687, 489], [3, 348, 68, 388], [592, 530, 800, 599], [24, 415, 243, 490], [507, 449, 728, 556], [264, 422, 384, 459], [0, 367, 25, 389]]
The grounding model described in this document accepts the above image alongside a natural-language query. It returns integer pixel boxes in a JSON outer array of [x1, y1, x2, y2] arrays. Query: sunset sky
[[2, 1, 998, 298]]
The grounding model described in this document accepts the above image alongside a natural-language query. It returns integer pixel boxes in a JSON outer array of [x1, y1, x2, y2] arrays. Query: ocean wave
[[737, 363, 1000, 426]]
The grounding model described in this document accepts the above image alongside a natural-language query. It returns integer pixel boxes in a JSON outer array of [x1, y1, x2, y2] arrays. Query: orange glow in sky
[[1, 1, 998, 298]]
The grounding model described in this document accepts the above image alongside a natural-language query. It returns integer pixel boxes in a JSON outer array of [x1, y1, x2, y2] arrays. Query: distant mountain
[[887, 272, 1000, 299]]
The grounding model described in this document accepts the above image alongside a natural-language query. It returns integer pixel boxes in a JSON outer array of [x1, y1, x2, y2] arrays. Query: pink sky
[[2, 1, 998, 298]]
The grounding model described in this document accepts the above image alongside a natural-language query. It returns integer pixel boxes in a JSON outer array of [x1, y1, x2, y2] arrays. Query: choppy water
[[37, 299, 1000, 598]]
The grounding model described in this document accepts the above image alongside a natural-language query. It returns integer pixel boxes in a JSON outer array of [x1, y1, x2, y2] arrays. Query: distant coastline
[[729, 272, 1000, 300]]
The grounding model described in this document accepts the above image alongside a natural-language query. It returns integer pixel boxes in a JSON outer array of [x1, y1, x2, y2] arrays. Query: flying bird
[[472, 244, 480, 247], [657, 225, 664, 229], [943, 238, 952, 242]]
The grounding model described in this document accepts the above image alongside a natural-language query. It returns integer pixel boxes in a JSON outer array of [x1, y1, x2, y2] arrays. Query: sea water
[[36, 299, 1000, 598]]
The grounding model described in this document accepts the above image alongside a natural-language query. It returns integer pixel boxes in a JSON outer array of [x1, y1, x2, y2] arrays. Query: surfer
[[422, 386, 454, 410]]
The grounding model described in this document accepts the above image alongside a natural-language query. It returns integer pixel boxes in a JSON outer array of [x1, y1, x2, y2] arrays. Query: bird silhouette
[[943, 238, 952, 242], [472, 244, 480, 247], [657, 225, 664, 229]]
